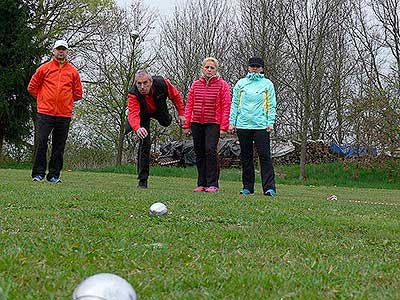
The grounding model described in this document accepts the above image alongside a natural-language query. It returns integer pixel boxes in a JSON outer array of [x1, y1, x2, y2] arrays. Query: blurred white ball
[[72, 273, 136, 300], [149, 202, 168, 216], [327, 194, 338, 201]]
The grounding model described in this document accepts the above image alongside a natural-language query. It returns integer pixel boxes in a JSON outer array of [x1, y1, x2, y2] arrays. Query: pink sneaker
[[205, 186, 219, 193], [193, 186, 205, 192]]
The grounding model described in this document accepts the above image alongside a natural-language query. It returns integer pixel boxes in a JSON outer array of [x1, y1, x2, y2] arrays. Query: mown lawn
[[3, 159, 400, 190], [0, 169, 399, 299]]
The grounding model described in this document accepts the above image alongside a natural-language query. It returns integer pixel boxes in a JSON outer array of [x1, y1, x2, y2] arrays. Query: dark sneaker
[[264, 189, 276, 197], [137, 180, 148, 189], [48, 177, 62, 183], [240, 188, 254, 195], [32, 175, 44, 182]]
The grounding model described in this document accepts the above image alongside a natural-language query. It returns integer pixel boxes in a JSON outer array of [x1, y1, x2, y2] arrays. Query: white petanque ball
[[72, 273, 136, 300], [149, 202, 168, 216], [327, 194, 338, 201]]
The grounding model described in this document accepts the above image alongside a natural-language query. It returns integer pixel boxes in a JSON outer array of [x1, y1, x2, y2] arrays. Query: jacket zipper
[[56, 63, 62, 115], [201, 80, 208, 123]]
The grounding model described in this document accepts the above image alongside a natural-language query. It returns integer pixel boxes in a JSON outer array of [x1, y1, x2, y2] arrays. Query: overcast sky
[[117, 0, 183, 15]]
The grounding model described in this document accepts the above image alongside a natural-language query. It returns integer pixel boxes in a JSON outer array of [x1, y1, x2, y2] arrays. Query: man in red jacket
[[127, 69, 185, 188], [28, 39, 83, 183]]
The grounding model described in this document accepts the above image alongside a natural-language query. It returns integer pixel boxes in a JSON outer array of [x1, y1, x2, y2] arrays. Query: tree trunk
[[0, 126, 4, 157], [31, 110, 38, 162], [115, 119, 125, 166], [299, 127, 308, 181], [299, 96, 311, 181], [333, 65, 344, 144], [336, 98, 344, 144]]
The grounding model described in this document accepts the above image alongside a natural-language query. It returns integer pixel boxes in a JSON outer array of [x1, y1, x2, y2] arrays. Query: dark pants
[[191, 122, 220, 188], [137, 111, 172, 182], [237, 129, 275, 193], [32, 113, 71, 180]]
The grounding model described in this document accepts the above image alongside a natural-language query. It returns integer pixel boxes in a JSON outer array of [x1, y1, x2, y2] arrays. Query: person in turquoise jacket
[[228, 57, 277, 196]]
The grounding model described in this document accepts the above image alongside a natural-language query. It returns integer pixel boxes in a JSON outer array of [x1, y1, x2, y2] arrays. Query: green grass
[[275, 160, 400, 189], [80, 160, 400, 190], [2, 160, 400, 189], [1, 169, 399, 299]]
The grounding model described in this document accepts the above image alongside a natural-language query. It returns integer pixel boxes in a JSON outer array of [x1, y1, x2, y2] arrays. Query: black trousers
[[32, 113, 71, 180], [191, 122, 220, 188], [237, 128, 276, 193], [137, 111, 172, 182]]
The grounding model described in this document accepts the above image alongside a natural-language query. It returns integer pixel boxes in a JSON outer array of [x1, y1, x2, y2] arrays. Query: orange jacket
[[28, 58, 83, 117]]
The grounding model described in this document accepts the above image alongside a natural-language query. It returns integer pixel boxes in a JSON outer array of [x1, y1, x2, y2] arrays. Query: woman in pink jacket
[[183, 57, 231, 193]]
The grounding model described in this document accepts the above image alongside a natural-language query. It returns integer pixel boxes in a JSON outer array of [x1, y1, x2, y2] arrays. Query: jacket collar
[[200, 75, 219, 85], [246, 72, 264, 81], [52, 57, 68, 67]]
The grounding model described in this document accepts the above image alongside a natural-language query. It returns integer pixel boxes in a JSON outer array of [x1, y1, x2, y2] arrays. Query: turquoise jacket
[[229, 73, 276, 129]]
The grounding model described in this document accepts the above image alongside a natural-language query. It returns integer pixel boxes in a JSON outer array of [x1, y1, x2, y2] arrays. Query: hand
[[266, 125, 273, 133], [136, 127, 148, 139], [183, 128, 191, 137], [220, 130, 227, 138], [228, 124, 236, 134], [178, 115, 186, 125]]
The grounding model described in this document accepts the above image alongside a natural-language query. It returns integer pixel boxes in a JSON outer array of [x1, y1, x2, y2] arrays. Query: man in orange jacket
[[28, 39, 83, 183]]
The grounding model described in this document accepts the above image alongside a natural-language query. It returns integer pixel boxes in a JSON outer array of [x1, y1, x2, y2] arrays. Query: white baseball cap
[[53, 40, 68, 49]]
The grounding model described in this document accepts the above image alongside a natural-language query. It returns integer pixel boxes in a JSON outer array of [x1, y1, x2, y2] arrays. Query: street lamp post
[[124, 30, 140, 136], [130, 29, 140, 78], [131, 30, 139, 43]]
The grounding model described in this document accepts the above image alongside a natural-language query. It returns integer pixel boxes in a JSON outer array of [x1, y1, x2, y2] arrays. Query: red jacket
[[28, 58, 82, 118], [128, 79, 184, 131], [183, 76, 231, 131]]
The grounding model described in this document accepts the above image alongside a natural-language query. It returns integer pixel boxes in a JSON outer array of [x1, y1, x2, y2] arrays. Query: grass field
[[2, 159, 400, 190], [0, 168, 399, 299]]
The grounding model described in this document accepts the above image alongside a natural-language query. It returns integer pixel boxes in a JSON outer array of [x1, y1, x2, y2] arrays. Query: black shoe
[[137, 180, 148, 189], [32, 175, 45, 182], [48, 176, 62, 183]]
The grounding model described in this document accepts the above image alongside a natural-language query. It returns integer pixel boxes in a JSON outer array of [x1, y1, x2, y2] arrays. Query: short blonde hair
[[201, 57, 220, 77], [202, 57, 219, 69]]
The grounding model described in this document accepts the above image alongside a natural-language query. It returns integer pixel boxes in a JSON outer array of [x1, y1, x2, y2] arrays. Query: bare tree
[[158, 0, 236, 97], [326, 2, 355, 145], [27, 0, 111, 54], [278, 0, 350, 180], [371, 0, 400, 89], [347, 0, 400, 154]]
